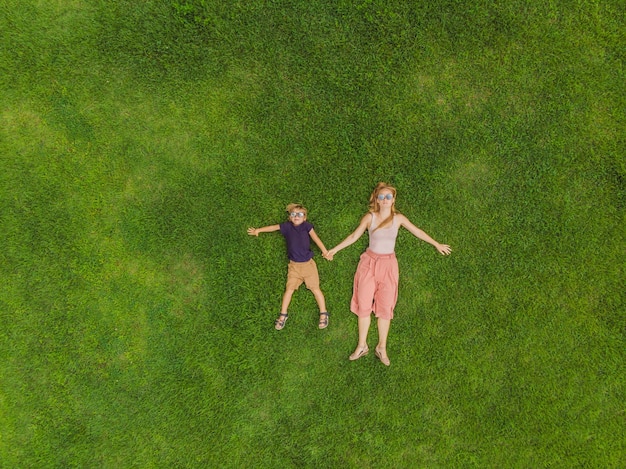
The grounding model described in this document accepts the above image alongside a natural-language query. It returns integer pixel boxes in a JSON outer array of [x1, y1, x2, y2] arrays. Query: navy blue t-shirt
[[279, 221, 314, 262]]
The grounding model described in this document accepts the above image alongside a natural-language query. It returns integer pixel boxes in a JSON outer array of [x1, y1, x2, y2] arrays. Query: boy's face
[[289, 211, 307, 226]]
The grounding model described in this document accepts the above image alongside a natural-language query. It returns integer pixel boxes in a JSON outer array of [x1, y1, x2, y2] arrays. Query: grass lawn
[[1, 0, 624, 467]]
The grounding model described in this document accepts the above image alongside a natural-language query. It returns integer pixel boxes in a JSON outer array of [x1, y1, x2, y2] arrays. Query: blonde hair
[[368, 182, 397, 231], [286, 203, 307, 216]]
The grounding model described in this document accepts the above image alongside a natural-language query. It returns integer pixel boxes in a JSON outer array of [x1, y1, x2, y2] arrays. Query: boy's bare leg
[[311, 288, 327, 312], [311, 288, 329, 328], [275, 289, 295, 329], [280, 289, 295, 313]]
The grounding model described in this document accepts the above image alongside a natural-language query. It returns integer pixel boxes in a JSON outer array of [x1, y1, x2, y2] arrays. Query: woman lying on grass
[[325, 183, 451, 366]]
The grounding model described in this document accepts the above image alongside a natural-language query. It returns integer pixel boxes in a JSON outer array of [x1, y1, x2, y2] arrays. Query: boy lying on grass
[[248, 203, 330, 330]]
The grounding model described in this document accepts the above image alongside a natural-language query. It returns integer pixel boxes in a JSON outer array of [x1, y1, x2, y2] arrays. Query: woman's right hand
[[323, 248, 336, 260]]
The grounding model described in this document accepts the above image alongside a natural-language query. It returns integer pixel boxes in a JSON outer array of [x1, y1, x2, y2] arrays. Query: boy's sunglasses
[[290, 212, 306, 218], [377, 194, 394, 201]]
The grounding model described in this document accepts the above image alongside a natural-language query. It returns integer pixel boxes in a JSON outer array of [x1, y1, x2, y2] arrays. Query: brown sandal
[[318, 312, 329, 329], [275, 313, 288, 330]]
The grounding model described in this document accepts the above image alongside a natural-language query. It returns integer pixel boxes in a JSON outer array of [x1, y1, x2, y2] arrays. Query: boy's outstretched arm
[[309, 229, 329, 257], [247, 225, 280, 236]]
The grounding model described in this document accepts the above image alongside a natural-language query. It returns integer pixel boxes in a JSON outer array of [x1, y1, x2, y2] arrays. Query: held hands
[[323, 249, 336, 261], [436, 243, 452, 255]]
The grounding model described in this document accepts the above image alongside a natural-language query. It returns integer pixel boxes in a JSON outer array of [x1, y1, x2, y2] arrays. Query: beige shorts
[[286, 259, 320, 290]]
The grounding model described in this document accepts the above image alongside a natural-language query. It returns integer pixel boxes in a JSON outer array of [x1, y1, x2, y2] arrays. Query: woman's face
[[376, 189, 395, 208]]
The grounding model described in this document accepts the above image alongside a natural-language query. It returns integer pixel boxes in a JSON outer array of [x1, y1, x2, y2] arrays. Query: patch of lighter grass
[[0, 100, 102, 227], [1, 101, 66, 156], [451, 146, 498, 189], [91, 251, 164, 371], [0, 380, 20, 463], [398, 58, 493, 124], [583, 97, 623, 158], [34, 0, 86, 10], [109, 301, 149, 369], [98, 235, 165, 291], [95, 64, 264, 192], [119, 163, 165, 206], [166, 253, 208, 317]]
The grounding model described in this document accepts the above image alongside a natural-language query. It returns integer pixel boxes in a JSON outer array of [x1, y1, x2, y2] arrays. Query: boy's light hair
[[286, 203, 307, 215]]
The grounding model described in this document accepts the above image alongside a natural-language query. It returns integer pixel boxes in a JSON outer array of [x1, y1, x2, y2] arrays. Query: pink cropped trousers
[[350, 249, 399, 320]]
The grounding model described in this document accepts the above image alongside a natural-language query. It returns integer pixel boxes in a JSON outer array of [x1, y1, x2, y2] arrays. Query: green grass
[[1, 0, 624, 467]]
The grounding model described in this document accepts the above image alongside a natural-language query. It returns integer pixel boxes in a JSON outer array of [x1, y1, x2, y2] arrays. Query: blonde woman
[[325, 183, 451, 365]]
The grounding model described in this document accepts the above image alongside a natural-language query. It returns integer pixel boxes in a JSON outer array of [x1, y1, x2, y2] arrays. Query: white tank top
[[368, 214, 399, 254]]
